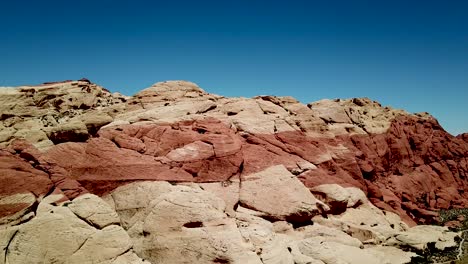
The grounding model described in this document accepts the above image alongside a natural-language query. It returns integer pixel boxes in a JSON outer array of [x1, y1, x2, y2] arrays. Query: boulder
[[239, 165, 320, 223]]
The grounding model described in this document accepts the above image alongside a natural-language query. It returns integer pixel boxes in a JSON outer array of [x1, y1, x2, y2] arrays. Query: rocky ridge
[[0, 80, 467, 263]]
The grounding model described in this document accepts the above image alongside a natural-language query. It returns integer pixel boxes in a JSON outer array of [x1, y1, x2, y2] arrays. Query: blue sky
[[1, 0, 467, 135]]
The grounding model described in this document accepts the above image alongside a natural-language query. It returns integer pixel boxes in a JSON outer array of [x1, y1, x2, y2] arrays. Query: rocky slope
[[0, 79, 467, 263]]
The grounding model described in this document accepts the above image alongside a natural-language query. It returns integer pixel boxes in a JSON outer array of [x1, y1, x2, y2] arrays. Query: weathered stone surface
[[312, 202, 410, 244], [67, 225, 133, 264], [67, 193, 120, 228], [104, 181, 173, 230], [199, 180, 240, 217], [1, 79, 467, 263], [296, 223, 363, 248], [240, 165, 320, 223], [297, 237, 382, 264], [311, 184, 366, 214], [0, 80, 125, 150], [386, 225, 459, 251], [112, 252, 151, 264], [4, 193, 144, 264], [0, 193, 36, 225], [128, 185, 263, 264], [364, 246, 417, 264]]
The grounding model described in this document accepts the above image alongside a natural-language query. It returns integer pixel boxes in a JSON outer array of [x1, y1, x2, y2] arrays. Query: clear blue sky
[[1, 0, 467, 135]]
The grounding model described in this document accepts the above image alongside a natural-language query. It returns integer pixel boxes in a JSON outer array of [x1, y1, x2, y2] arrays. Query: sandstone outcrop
[[1, 80, 467, 263]]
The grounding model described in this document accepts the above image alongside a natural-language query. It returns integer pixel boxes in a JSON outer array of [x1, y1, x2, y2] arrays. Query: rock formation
[[0, 80, 467, 263]]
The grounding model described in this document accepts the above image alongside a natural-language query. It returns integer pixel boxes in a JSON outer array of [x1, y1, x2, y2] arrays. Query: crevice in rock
[[43, 186, 57, 200], [195, 128, 207, 134], [71, 235, 92, 255], [183, 221, 204, 228], [213, 257, 230, 263], [233, 202, 239, 211], [291, 219, 314, 229], [234, 159, 245, 189], [294, 120, 307, 133], [110, 246, 134, 262], [4, 229, 19, 264], [319, 117, 335, 125], [66, 208, 103, 230], [196, 104, 217, 114], [49, 130, 89, 144]]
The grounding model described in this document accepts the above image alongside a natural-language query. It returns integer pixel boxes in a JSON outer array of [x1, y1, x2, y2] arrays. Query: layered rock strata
[[1, 80, 467, 263]]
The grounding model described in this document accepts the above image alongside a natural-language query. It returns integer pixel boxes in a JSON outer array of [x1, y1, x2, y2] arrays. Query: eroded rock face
[[239, 165, 320, 223], [3, 193, 146, 264], [1, 80, 467, 263]]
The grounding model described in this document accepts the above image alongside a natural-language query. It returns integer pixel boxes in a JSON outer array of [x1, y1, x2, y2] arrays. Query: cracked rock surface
[[1, 80, 467, 263]]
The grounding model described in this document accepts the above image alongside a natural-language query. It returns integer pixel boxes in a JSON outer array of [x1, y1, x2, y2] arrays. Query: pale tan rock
[[311, 184, 350, 213], [112, 183, 261, 264], [221, 98, 263, 116], [126, 101, 214, 123], [240, 165, 320, 222], [0, 80, 126, 148], [309, 99, 352, 124], [0, 127, 15, 143], [138, 224, 262, 264], [235, 211, 296, 264], [145, 80, 205, 94], [67, 225, 132, 263], [296, 223, 363, 248], [106, 181, 173, 229], [272, 221, 295, 234], [344, 98, 408, 134], [345, 187, 368, 208], [166, 140, 215, 162], [40, 192, 67, 206], [199, 180, 240, 217], [142, 186, 226, 233], [111, 251, 150, 264], [311, 185, 367, 214], [287, 243, 325, 264], [222, 99, 279, 134], [386, 225, 459, 251], [78, 111, 114, 130], [311, 196, 410, 245], [296, 160, 318, 171], [11, 119, 43, 130], [307, 97, 413, 135], [68, 193, 120, 228], [0, 226, 19, 264], [297, 237, 383, 264], [235, 211, 275, 246], [327, 123, 367, 135], [132, 186, 262, 264], [274, 118, 297, 132], [47, 120, 89, 142], [364, 246, 417, 264], [101, 119, 131, 129], [259, 237, 295, 264], [256, 99, 289, 116], [336, 203, 407, 238], [33, 139, 54, 150], [13, 128, 46, 141], [6, 206, 96, 263], [5, 194, 143, 264], [231, 116, 276, 134]]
